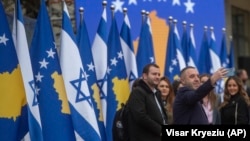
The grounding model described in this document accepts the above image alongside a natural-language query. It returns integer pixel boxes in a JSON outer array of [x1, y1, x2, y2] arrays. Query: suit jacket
[[173, 79, 214, 124], [127, 79, 167, 141]]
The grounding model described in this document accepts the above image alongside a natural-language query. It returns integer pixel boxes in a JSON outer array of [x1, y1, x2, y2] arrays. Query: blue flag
[[187, 24, 197, 68], [59, 2, 101, 141], [106, 14, 130, 141], [164, 20, 175, 81], [29, 0, 76, 140], [136, 15, 155, 76], [0, 1, 28, 140], [164, 20, 186, 82], [120, 11, 138, 89], [228, 37, 235, 68], [14, 0, 43, 140], [198, 28, 211, 74], [76, 8, 106, 141]]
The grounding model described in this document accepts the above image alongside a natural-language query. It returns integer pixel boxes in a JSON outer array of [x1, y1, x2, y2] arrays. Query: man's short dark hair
[[180, 66, 196, 78], [142, 63, 159, 74]]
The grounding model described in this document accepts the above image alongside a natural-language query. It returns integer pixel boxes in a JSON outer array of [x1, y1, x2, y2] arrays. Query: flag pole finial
[[102, 0, 107, 7], [110, 5, 115, 19], [141, 10, 146, 23], [204, 26, 208, 31], [182, 21, 187, 30], [168, 16, 173, 21], [173, 19, 178, 25], [123, 7, 128, 16], [79, 7, 84, 25], [190, 23, 194, 28], [168, 16, 173, 25], [210, 26, 214, 31]]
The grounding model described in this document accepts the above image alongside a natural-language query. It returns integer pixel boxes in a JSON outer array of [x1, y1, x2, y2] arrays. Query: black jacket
[[220, 93, 249, 124], [127, 79, 167, 141]]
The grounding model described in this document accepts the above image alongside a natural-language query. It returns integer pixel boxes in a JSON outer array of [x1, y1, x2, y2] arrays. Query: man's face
[[143, 66, 161, 88], [181, 68, 200, 90]]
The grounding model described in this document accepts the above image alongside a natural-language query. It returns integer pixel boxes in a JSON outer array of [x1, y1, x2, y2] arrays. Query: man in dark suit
[[127, 63, 167, 141], [173, 66, 227, 124], [236, 69, 250, 97]]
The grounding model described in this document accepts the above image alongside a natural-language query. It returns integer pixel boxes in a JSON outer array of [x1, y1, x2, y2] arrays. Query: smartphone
[[226, 68, 235, 77]]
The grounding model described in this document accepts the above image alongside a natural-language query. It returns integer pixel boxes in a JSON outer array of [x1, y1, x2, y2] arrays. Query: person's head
[[157, 76, 173, 100], [220, 76, 250, 108], [142, 63, 161, 89], [199, 74, 210, 84], [180, 66, 200, 90], [236, 69, 248, 84], [224, 76, 243, 96]]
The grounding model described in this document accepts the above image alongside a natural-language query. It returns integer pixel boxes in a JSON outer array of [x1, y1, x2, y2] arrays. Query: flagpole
[[110, 4, 115, 19], [141, 9, 146, 23], [210, 26, 214, 33], [102, 0, 107, 9], [123, 7, 127, 16], [168, 16, 173, 26], [79, 7, 84, 25], [182, 21, 187, 32], [204, 25, 208, 32], [173, 19, 178, 30], [190, 23, 194, 29]]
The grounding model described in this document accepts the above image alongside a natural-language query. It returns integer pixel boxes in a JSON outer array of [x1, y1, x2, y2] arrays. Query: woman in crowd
[[157, 76, 175, 124], [219, 76, 250, 124], [199, 74, 221, 124]]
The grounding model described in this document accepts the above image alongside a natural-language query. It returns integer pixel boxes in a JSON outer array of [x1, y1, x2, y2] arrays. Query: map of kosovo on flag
[[75, 0, 225, 74]]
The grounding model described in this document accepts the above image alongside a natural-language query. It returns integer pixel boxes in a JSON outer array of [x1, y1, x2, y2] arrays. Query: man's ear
[[142, 73, 146, 80], [180, 78, 185, 85]]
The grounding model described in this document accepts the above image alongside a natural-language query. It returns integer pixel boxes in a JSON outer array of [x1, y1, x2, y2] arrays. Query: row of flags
[[0, 1, 234, 141]]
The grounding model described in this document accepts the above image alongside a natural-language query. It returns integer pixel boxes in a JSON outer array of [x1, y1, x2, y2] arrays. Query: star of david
[[29, 80, 39, 106], [70, 69, 92, 106]]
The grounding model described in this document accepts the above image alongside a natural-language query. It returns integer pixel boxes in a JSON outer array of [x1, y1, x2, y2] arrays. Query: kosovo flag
[[106, 13, 130, 141], [136, 15, 155, 76], [13, 0, 43, 140], [29, 0, 76, 140], [198, 27, 212, 74], [164, 20, 186, 82], [76, 7, 106, 141], [0, 1, 28, 140]]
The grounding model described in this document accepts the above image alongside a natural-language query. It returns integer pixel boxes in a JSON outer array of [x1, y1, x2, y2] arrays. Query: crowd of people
[[117, 63, 250, 141]]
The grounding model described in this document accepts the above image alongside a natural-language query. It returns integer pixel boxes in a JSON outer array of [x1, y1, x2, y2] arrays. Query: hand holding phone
[[226, 68, 235, 77]]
